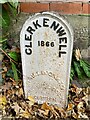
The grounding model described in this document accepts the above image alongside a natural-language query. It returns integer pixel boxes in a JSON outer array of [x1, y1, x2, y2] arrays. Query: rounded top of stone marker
[[20, 11, 74, 38]]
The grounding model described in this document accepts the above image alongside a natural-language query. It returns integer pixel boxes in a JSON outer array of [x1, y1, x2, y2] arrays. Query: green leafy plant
[[8, 51, 19, 62], [11, 61, 18, 82], [80, 60, 90, 77], [0, 0, 19, 41], [70, 49, 90, 81], [8, 51, 21, 81], [1, 48, 20, 82], [0, 1, 19, 82]]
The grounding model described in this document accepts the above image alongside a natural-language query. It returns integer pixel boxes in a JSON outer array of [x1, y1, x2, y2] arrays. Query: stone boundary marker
[[20, 12, 73, 107]]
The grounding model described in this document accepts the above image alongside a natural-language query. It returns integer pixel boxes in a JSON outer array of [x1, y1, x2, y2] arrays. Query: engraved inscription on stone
[[20, 12, 73, 107]]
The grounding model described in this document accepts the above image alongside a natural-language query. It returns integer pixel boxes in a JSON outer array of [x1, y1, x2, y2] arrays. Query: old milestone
[[20, 12, 73, 107]]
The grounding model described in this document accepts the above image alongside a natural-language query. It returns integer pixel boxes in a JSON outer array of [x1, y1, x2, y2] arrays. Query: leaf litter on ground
[[0, 48, 90, 119], [0, 79, 90, 120]]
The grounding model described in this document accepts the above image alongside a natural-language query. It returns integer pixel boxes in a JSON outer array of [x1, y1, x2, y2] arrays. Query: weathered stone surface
[[8, 13, 90, 60], [20, 12, 73, 107]]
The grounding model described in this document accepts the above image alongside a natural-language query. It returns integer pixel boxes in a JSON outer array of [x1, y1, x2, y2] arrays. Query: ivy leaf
[[11, 62, 18, 81]]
